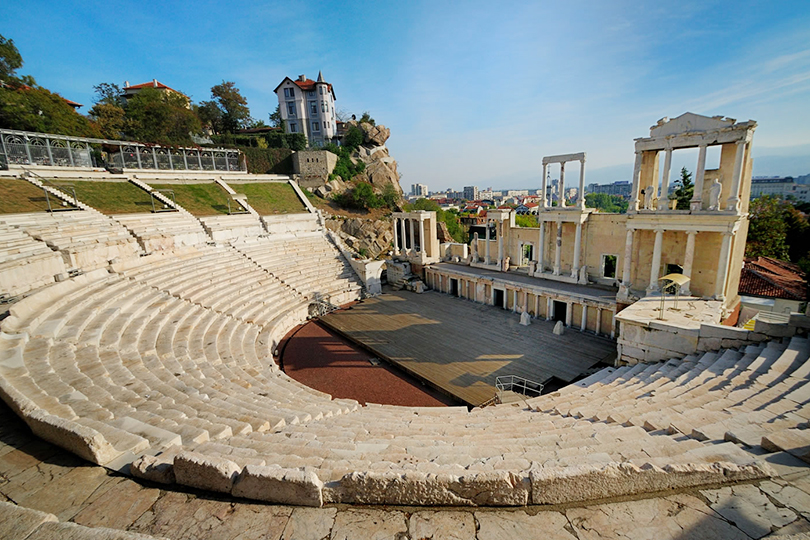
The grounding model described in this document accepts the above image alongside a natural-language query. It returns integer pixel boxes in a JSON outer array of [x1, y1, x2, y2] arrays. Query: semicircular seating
[[1, 220, 808, 508]]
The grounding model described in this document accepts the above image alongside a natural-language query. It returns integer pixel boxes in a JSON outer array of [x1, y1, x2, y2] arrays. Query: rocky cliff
[[349, 121, 403, 197]]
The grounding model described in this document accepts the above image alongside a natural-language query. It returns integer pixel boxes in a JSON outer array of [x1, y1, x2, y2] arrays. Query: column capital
[[653, 227, 665, 234], [686, 230, 698, 237]]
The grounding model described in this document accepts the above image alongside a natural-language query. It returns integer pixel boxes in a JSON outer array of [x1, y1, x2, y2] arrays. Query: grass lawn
[[0, 179, 52, 213], [228, 182, 307, 214], [49, 181, 154, 214], [149, 183, 231, 216]]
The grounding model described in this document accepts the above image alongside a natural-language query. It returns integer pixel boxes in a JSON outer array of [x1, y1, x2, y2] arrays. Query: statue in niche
[[501, 256, 510, 272], [709, 178, 723, 210], [470, 232, 479, 263], [642, 187, 654, 210]]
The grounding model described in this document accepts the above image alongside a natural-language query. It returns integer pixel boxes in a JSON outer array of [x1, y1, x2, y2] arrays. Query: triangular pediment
[[650, 113, 736, 138]]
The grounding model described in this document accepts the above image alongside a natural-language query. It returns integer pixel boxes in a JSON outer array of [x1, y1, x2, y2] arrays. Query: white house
[[274, 72, 337, 147]]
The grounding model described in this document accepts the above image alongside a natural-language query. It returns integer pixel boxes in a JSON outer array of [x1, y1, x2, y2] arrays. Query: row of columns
[[482, 218, 505, 266], [426, 270, 617, 338], [535, 219, 583, 279], [630, 140, 748, 212], [393, 216, 424, 256], [620, 228, 734, 299], [541, 158, 586, 209]]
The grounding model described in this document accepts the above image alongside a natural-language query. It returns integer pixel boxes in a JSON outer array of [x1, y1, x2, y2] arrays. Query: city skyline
[[5, 1, 810, 191]]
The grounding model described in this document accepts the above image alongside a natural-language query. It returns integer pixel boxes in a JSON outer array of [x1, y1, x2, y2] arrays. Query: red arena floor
[[280, 321, 458, 407]]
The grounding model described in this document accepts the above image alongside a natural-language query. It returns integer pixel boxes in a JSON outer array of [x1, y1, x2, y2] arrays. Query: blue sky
[[6, 1, 810, 191]]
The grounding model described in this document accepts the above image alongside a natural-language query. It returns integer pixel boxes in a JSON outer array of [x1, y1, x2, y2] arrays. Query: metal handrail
[[150, 189, 178, 213], [495, 375, 544, 397]]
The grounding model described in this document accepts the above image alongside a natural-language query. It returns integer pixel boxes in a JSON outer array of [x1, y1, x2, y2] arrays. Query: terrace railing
[[0, 128, 246, 173]]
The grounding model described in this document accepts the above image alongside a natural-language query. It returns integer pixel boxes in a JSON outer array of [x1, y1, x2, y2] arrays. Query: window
[[310, 101, 317, 115], [289, 122, 297, 133], [284, 87, 294, 98], [319, 87, 324, 95], [287, 102, 296, 117], [312, 121, 320, 132], [307, 90, 315, 97], [322, 102, 329, 113], [602, 254, 617, 279], [323, 121, 327, 129]]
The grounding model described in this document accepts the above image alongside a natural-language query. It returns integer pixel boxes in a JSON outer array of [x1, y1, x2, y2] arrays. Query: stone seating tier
[[0, 212, 141, 272], [112, 213, 210, 252], [2, 236, 807, 507], [0, 225, 67, 297]]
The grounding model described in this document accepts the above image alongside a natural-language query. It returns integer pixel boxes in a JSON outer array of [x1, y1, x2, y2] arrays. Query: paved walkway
[[2, 400, 810, 539]]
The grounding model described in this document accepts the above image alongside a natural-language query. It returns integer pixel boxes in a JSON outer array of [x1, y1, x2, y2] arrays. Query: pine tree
[[673, 167, 694, 210]]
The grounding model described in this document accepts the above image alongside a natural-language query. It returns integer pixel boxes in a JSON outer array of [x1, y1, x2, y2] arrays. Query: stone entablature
[[630, 113, 756, 214], [541, 152, 587, 210]]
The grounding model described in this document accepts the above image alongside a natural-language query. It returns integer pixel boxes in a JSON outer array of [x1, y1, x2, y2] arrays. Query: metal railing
[[0, 128, 246, 172], [495, 375, 544, 398]]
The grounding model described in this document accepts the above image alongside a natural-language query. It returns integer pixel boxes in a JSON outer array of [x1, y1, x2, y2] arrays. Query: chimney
[[298, 74, 306, 82], [153, 79, 158, 87], [124, 80, 129, 88]]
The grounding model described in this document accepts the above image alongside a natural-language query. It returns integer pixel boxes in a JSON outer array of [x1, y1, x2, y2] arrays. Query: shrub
[[240, 147, 293, 174]]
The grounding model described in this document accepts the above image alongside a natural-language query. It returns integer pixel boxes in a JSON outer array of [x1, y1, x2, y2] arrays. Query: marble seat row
[[232, 234, 363, 302], [200, 214, 265, 243], [0, 211, 141, 271], [112, 212, 209, 252], [0, 225, 67, 297]]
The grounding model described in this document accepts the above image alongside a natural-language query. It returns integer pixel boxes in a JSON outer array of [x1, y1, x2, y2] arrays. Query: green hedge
[[211, 132, 307, 150], [241, 147, 294, 174]]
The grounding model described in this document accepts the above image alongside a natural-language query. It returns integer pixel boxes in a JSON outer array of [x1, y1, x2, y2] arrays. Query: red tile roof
[[739, 256, 807, 301], [124, 81, 186, 97], [293, 78, 333, 93]]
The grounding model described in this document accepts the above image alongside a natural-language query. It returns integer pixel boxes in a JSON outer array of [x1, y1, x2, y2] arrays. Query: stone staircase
[[112, 212, 209, 253]]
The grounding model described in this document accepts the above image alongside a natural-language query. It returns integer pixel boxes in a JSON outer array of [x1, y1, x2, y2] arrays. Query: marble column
[[485, 219, 491, 264], [559, 163, 566, 207], [715, 231, 734, 300], [571, 221, 583, 279], [690, 144, 707, 211], [408, 218, 415, 255], [647, 228, 664, 293], [393, 217, 400, 254], [537, 220, 546, 274], [565, 302, 573, 326], [546, 297, 553, 321], [400, 217, 407, 254], [609, 309, 616, 338], [553, 221, 562, 275], [620, 228, 635, 290], [580, 304, 587, 332], [418, 217, 425, 257], [660, 148, 672, 210], [497, 221, 504, 267], [578, 159, 586, 210], [596, 308, 603, 336], [682, 231, 697, 296], [726, 141, 747, 211], [630, 151, 643, 211], [541, 163, 549, 208]]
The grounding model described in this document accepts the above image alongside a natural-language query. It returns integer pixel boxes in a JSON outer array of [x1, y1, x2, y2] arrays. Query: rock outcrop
[[326, 217, 394, 259]]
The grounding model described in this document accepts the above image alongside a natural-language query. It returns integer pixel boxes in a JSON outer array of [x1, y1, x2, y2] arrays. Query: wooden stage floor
[[320, 290, 617, 406]]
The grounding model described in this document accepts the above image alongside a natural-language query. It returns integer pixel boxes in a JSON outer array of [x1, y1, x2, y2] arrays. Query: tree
[[585, 193, 628, 213], [359, 111, 375, 126], [123, 87, 201, 145], [207, 81, 251, 134], [0, 85, 98, 137], [268, 105, 281, 128], [89, 102, 125, 139], [746, 195, 790, 260], [0, 34, 23, 82], [673, 167, 693, 210], [343, 125, 364, 149], [92, 83, 123, 107]]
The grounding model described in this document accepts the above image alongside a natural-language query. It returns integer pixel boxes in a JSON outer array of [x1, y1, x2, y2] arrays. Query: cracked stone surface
[[702, 484, 797, 539], [566, 493, 750, 540], [409, 511, 475, 540], [760, 480, 810, 521], [329, 509, 408, 540], [281, 507, 337, 540], [475, 510, 576, 540]]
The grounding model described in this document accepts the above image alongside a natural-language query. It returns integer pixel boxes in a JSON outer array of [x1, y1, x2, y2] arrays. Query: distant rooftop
[[739, 256, 807, 301]]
